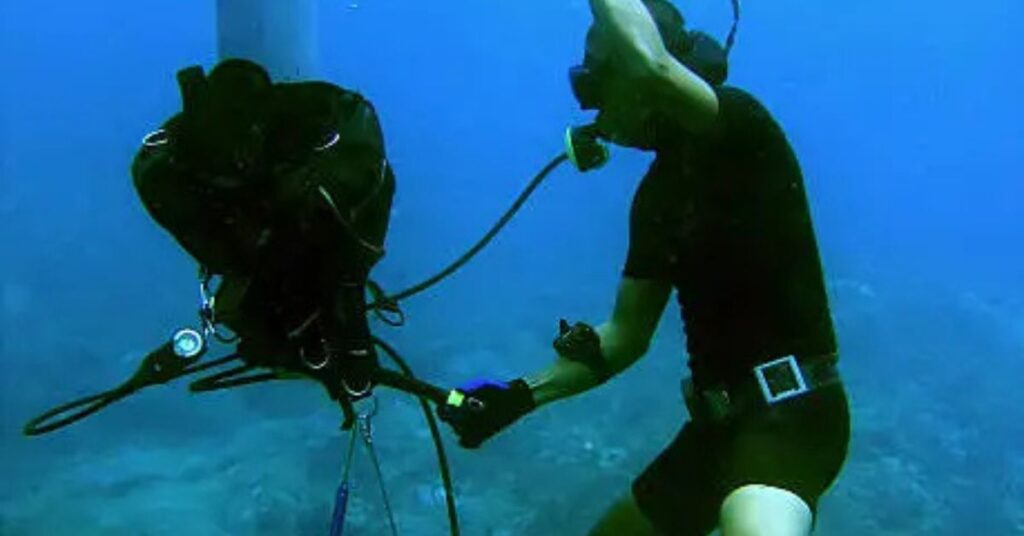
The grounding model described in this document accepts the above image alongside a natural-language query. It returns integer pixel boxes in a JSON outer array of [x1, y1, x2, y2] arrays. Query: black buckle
[[682, 378, 732, 421]]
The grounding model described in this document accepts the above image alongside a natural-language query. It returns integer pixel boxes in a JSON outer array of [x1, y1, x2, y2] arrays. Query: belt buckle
[[753, 355, 808, 404]]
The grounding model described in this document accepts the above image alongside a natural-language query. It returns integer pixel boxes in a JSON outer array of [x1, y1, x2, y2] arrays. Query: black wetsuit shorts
[[632, 382, 850, 535]]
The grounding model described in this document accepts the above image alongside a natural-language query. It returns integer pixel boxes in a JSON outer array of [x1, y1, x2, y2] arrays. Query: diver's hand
[[437, 379, 535, 449]]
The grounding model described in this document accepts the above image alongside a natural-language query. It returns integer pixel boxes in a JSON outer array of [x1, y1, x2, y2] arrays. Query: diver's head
[[569, 0, 735, 147]]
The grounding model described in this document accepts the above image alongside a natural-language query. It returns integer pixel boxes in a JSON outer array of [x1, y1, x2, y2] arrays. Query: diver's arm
[[588, 0, 718, 129], [525, 277, 672, 406]]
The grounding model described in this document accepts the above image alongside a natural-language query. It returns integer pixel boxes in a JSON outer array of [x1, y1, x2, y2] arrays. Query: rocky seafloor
[[2, 277, 1021, 535]]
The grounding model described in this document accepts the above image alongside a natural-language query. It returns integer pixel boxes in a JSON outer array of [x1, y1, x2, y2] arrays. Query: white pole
[[216, 0, 320, 82]]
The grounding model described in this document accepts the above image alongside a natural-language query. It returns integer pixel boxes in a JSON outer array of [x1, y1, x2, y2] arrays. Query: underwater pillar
[[216, 0, 321, 82]]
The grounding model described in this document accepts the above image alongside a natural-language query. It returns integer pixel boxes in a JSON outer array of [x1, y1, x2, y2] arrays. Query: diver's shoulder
[[715, 84, 756, 99], [713, 85, 784, 136], [714, 85, 770, 115]]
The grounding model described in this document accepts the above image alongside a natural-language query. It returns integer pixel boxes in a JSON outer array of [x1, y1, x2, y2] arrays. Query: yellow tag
[[446, 390, 466, 407]]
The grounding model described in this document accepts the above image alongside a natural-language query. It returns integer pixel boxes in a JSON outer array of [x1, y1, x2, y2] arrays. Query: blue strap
[[329, 425, 360, 535], [329, 482, 350, 536], [725, 0, 741, 54]]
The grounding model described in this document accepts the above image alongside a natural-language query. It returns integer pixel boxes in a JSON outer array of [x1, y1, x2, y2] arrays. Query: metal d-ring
[[143, 129, 169, 148], [314, 131, 340, 152], [342, 377, 374, 397], [301, 344, 330, 371]]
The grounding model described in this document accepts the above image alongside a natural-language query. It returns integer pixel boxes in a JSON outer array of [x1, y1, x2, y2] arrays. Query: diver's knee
[[719, 484, 812, 536]]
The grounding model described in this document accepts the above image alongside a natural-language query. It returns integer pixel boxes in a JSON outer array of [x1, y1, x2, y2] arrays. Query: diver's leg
[[718, 484, 813, 536], [610, 417, 720, 536], [717, 383, 850, 536], [588, 489, 659, 536], [216, 0, 320, 82]]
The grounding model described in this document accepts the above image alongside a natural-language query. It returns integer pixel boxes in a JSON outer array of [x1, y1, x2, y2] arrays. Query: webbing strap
[[724, 0, 741, 54]]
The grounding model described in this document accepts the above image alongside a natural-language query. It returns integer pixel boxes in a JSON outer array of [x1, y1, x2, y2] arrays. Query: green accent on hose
[[564, 127, 580, 169]]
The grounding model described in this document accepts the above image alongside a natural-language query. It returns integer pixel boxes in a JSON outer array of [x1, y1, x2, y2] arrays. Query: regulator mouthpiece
[[565, 125, 609, 172]]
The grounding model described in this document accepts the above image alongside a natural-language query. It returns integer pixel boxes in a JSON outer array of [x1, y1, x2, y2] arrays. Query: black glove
[[437, 378, 535, 448], [553, 319, 612, 383]]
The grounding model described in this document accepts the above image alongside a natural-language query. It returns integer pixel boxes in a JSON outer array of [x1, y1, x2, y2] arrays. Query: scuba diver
[[437, 0, 851, 535], [128, 0, 396, 423], [24, 2, 589, 534], [25, 2, 465, 534], [24, 1, 609, 533]]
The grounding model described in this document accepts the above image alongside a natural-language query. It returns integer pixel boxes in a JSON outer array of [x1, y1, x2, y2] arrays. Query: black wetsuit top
[[623, 86, 837, 385]]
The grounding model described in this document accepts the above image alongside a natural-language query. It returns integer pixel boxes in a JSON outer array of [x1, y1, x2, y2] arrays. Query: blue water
[[1, 0, 1022, 534]]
